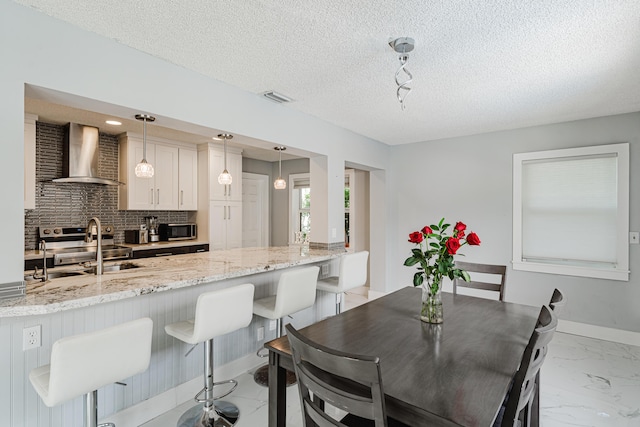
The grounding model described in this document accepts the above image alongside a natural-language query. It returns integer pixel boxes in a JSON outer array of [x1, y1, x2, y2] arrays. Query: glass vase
[[421, 284, 443, 324]]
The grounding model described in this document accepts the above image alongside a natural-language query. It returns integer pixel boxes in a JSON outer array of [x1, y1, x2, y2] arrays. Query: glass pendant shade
[[217, 133, 233, 185], [135, 159, 154, 178], [274, 146, 286, 190], [274, 177, 286, 189], [218, 170, 233, 185], [134, 114, 155, 178]]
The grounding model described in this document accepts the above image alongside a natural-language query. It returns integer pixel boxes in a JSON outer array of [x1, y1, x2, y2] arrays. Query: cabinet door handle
[[223, 205, 227, 220], [150, 188, 154, 205], [228, 205, 231, 220], [180, 190, 184, 205], [228, 185, 232, 198], [157, 189, 160, 205]]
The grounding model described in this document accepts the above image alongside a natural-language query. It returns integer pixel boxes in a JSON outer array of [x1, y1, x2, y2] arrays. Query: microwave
[[159, 223, 197, 241]]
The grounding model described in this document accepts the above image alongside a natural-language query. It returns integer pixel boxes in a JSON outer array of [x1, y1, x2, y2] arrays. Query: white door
[[242, 173, 269, 247]]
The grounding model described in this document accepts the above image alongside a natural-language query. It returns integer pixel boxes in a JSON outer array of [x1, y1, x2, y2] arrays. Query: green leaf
[[404, 257, 419, 266], [412, 248, 424, 257], [413, 272, 424, 287], [462, 270, 471, 282], [431, 224, 440, 232]]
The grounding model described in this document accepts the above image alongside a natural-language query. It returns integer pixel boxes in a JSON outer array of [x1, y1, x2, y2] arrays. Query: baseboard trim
[[558, 319, 640, 347], [102, 352, 263, 427]]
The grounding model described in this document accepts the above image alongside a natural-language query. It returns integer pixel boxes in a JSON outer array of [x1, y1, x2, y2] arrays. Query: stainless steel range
[[39, 224, 132, 266]]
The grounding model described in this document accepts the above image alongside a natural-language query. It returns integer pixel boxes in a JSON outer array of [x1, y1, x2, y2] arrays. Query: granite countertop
[[6, 246, 344, 318]]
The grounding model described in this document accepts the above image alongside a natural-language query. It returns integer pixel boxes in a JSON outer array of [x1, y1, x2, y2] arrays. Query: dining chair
[[548, 288, 566, 314], [285, 324, 408, 427], [495, 305, 558, 427], [453, 261, 507, 301]]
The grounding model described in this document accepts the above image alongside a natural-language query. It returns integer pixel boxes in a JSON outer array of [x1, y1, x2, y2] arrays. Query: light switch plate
[[630, 232, 639, 244]]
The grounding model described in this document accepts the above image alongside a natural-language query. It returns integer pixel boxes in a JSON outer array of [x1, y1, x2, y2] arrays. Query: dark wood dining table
[[265, 286, 540, 427]]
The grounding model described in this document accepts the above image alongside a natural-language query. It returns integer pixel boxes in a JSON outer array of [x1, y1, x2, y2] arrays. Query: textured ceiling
[[13, 0, 640, 145]]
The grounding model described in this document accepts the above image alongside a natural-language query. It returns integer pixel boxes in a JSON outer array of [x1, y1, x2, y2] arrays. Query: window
[[512, 143, 629, 280], [290, 173, 310, 244]]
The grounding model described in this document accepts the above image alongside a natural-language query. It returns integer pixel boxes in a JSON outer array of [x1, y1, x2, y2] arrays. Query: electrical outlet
[[257, 326, 264, 341], [321, 264, 329, 277], [23, 325, 41, 351], [269, 320, 277, 331]]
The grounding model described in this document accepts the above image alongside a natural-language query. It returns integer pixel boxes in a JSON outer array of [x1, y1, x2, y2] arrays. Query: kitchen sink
[[24, 262, 141, 281], [24, 270, 86, 281], [83, 262, 140, 274]]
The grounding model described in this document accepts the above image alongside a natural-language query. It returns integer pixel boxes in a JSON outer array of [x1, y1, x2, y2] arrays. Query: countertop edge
[[5, 247, 343, 318]]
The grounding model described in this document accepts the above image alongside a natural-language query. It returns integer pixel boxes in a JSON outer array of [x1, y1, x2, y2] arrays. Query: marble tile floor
[[142, 290, 640, 427]]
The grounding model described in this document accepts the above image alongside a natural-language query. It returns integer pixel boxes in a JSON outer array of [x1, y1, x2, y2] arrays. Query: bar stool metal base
[[176, 401, 239, 427], [253, 364, 297, 388]]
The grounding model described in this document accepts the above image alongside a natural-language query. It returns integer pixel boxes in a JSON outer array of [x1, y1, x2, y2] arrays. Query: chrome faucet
[[85, 217, 103, 275], [33, 239, 48, 282]]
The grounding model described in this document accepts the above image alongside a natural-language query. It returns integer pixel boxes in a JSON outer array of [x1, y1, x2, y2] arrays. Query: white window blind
[[513, 143, 629, 281], [522, 155, 617, 266]]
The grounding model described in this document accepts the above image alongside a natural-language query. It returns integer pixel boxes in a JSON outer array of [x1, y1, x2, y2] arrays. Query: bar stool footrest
[[194, 379, 238, 403]]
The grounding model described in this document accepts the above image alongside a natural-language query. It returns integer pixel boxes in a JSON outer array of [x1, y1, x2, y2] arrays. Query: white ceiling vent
[[261, 91, 293, 104]]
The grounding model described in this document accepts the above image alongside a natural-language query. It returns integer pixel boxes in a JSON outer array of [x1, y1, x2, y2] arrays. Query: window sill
[[512, 261, 629, 281]]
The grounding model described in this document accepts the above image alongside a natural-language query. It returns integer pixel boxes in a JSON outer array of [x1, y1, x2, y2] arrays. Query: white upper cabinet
[[209, 147, 243, 201], [119, 133, 195, 211], [178, 147, 198, 211]]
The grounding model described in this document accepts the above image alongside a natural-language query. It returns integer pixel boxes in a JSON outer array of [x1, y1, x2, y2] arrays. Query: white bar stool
[[29, 317, 153, 427], [165, 283, 255, 427], [316, 251, 369, 315], [252, 266, 319, 386]]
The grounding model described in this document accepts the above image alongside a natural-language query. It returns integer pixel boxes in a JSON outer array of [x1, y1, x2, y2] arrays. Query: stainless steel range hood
[[52, 123, 123, 185]]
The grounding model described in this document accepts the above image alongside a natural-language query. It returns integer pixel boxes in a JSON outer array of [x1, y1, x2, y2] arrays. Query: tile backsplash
[[24, 122, 189, 250]]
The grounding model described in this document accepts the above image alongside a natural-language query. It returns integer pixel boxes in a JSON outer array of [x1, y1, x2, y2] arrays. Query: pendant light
[[134, 114, 155, 178], [217, 133, 233, 185], [273, 146, 287, 190]]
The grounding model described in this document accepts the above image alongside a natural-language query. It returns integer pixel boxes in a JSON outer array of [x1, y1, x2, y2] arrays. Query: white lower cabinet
[[209, 201, 242, 250]]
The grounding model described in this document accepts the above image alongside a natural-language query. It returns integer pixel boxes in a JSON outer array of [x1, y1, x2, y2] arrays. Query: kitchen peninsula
[[6, 246, 345, 317], [3, 245, 346, 426]]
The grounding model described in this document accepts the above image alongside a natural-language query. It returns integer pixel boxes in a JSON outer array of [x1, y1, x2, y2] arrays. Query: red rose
[[421, 226, 433, 235], [454, 222, 466, 233], [457, 230, 465, 239], [466, 232, 481, 246], [446, 238, 461, 254], [408, 231, 424, 244]]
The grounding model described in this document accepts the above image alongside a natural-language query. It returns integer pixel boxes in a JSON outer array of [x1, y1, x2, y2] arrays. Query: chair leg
[[176, 338, 240, 426], [84, 390, 115, 427], [84, 390, 98, 427], [253, 317, 296, 388]]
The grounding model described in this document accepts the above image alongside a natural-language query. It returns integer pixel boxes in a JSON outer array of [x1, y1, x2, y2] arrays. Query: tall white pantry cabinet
[[197, 143, 243, 250]]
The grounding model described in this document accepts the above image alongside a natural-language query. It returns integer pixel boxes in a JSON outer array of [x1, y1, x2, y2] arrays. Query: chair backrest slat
[[549, 288, 566, 314], [453, 261, 507, 301], [286, 324, 388, 427]]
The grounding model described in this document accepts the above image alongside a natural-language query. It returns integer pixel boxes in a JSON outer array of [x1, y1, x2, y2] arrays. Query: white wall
[[390, 112, 640, 333]]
